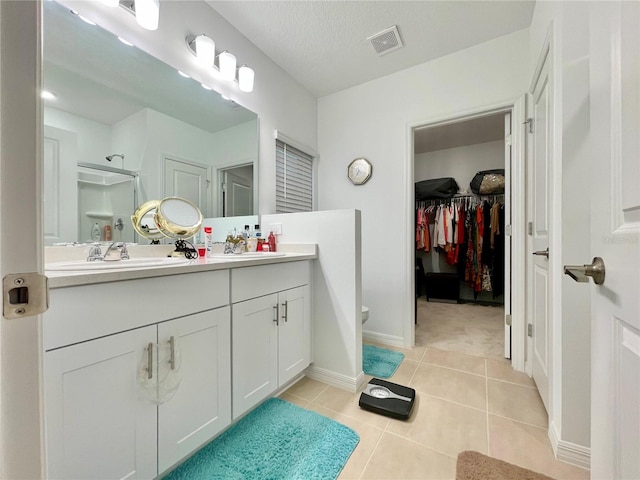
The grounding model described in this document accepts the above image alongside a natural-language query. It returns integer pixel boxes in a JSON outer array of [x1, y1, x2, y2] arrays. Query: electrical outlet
[[269, 223, 283, 235]]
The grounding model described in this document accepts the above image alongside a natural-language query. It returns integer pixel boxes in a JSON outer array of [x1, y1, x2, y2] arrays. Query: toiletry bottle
[[255, 224, 263, 251], [104, 225, 112, 241], [268, 230, 276, 252], [91, 222, 101, 242], [243, 224, 250, 241], [203, 226, 213, 257]]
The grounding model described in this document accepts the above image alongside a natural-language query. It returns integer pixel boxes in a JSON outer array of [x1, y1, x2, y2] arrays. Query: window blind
[[276, 139, 313, 213]]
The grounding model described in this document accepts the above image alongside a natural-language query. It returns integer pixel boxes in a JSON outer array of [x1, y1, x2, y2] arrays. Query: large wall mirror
[[43, 0, 259, 245]]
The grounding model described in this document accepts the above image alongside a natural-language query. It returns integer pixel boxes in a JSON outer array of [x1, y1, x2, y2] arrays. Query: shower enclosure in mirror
[[77, 164, 138, 244], [42, 0, 259, 245]]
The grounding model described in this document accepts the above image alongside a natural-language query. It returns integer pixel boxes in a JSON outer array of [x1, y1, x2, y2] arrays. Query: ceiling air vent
[[367, 25, 403, 56]]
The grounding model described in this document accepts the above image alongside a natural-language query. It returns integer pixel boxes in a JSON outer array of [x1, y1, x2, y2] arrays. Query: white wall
[[262, 210, 363, 391], [44, 107, 111, 167], [529, 0, 591, 460], [57, 0, 317, 216], [414, 140, 505, 193], [317, 30, 529, 345]]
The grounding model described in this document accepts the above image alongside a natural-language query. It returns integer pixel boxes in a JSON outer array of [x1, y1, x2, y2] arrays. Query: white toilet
[[362, 305, 369, 324]]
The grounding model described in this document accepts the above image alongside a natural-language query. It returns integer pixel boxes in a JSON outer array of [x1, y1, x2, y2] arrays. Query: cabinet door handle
[[168, 336, 176, 370], [281, 300, 288, 322], [146, 342, 153, 379], [273, 305, 279, 326]]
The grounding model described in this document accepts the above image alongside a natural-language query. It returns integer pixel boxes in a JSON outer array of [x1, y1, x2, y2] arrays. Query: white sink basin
[[208, 252, 287, 260], [46, 257, 192, 271]]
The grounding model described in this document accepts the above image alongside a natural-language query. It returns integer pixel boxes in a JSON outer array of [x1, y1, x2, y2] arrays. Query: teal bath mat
[[163, 398, 359, 480], [363, 344, 405, 378]]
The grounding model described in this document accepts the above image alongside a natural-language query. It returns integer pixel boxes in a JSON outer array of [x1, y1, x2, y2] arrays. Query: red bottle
[[267, 231, 276, 252]]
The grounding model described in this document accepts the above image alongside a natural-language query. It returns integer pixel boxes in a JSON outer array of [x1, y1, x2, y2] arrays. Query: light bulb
[[238, 65, 254, 93], [178, 70, 190, 78], [194, 34, 216, 67], [219, 51, 237, 81], [134, 0, 159, 31], [41, 90, 57, 100]]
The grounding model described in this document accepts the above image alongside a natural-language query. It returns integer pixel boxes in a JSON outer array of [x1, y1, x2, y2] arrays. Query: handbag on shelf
[[470, 169, 505, 194], [415, 177, 459, 200]]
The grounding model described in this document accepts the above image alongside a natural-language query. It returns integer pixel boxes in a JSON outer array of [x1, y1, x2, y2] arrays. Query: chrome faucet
[[86, 244, 103, 262], [103, 242, 130, 261]]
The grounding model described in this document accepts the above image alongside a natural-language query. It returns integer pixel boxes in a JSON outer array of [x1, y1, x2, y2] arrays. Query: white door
[[589, 3, 640, 478], [158, 307, 231, 474], [44, 326, 158, 480], [0, 1, 44, 477], [164, 157, 210, 217], [278, 286, 311, 385], [43, 126, 78, 245], [528, 48, 552, 413], [223, 169, 253, 217]]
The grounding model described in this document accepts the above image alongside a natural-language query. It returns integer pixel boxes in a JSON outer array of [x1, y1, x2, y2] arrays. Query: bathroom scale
[[359, 378, 416, 420]]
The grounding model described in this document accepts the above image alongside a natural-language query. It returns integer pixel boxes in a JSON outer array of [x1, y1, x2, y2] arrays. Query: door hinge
[[528, 324, 534, 337], [505, 224, 512, 236], [221, 182, 227, 192], [523, 118, 534, 133], [505, 314, 512, 326], [528, 222, 533, 236], [3, 273, 49, 320], [505, 134, 512, 146]]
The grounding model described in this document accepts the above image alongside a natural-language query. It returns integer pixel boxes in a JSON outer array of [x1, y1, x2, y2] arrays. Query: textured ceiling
[[207, 1, 535, 97]]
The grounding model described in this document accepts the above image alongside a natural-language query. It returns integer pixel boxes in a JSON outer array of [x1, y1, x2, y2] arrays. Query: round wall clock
[[347, 157, 372, 185]]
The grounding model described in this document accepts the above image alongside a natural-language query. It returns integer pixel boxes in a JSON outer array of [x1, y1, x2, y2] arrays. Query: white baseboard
[[548, 422, 591, 470], [363, 330, 406, 348], [306, 365, 364, 393]]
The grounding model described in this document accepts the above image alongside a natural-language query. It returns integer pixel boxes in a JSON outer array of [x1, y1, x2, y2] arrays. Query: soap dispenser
[[91, 222, 101, 242]]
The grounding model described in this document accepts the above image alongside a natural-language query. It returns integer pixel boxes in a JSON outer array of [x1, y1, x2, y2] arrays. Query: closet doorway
[[412, 110, 514, 362]]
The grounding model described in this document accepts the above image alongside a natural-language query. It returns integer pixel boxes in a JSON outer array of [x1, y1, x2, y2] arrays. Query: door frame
[[0, 1, 45, 477], [217, 162, 254, 217], [405, 97, 527, 372]]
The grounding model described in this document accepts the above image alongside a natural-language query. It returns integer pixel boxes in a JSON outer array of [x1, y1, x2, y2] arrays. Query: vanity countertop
[[45, 244, 317, 289]]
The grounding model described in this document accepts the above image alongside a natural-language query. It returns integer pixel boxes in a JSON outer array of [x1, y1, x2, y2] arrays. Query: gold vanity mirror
[[132, 197, 203, 251]]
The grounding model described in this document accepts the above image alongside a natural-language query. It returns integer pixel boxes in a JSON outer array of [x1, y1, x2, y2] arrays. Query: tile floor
[[279, 301, 590, 480]]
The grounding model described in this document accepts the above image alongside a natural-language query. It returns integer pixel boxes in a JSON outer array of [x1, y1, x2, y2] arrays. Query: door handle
[[532, 248, 549, 258], [564, 257, 606, 285]]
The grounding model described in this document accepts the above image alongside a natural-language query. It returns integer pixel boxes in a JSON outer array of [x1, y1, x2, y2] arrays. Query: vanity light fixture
[[218, 51, 237, 81], [201, 84, 213, 91], [134, 0, 159, 31], [98, 0, 120, 7], [238, 65, 255, 93], [178, 70, 190, 78], [185, 34, 255, 93], [193, 34, 216, 67]]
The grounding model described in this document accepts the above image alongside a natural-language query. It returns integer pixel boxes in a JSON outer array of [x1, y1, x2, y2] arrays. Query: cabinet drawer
[[45, 270, 230, 350], [231, 261, 310, 303]]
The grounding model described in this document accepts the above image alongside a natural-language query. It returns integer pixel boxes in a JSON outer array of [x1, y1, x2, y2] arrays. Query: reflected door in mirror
[[164, 157, 210, 218]]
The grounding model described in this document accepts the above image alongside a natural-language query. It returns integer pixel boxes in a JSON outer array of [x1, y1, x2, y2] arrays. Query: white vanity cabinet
[[231, 262, 311, 419], [45, 325, 158, 480], [157, 307, 231, 474], [43, 271, 231, 480]]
